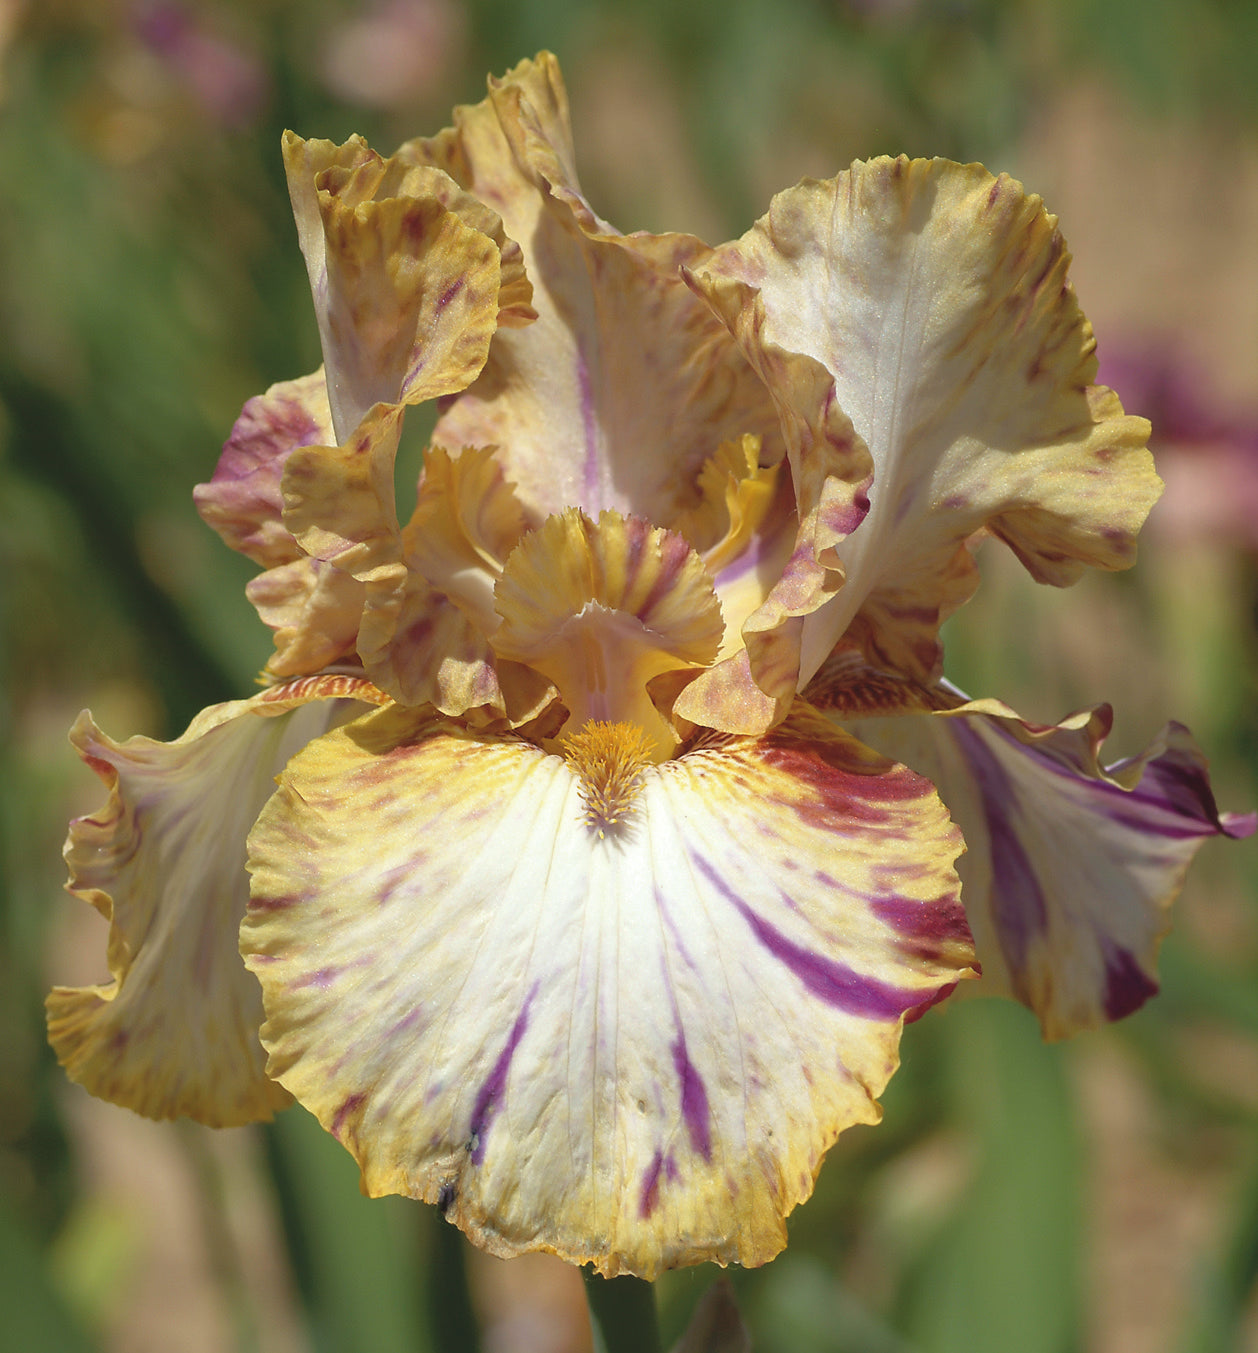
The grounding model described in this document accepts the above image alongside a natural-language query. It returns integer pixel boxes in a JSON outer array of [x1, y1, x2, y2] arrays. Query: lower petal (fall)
[[47, 676, 387, 1126], [242, 702, 973, 1277], [833, 693, 1256, 1039]]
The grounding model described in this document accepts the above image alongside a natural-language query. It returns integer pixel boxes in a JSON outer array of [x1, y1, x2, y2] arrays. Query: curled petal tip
[[831, 680, 1251, 1039]]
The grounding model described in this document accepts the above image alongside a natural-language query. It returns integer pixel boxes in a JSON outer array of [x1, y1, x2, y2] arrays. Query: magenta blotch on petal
[[836, 692, 1255, 1038]]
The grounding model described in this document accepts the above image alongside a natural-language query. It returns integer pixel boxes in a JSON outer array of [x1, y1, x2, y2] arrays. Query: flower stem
[[582, 1269, 662, 1353], [428, 1218, 481, 1353]]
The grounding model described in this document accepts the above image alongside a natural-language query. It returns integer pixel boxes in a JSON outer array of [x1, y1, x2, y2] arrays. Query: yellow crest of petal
[[561, 720, 653, 836], [317, 191, 501, 425], [493, 509, 723, 754], [406, 444, 531, 622], [672, 434, 781, 570], [384, 154, 537, 329]]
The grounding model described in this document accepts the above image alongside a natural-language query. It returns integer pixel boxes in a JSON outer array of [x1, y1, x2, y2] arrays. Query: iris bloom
[[50, 55, 1253, 1279]]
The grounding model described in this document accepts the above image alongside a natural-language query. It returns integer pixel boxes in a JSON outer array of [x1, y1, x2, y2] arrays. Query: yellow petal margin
[[697, 157, 1159, 687], [817, 665, 1257, 1038], [243, 702, 973, 1278], [47, 676, 387, 1125]]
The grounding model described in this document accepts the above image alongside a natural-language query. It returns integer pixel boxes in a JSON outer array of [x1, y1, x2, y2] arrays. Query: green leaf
[[897, 1001, 1083, 1353], [1178, 1154, 1258, 1353], [0, 1188, 97, 1353], [263, 1107, 433, 1353], [752, 1255, 918, 1353]]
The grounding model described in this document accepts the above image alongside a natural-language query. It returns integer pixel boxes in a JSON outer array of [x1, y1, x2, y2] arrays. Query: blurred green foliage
[[2, 1, 1256, 1350]]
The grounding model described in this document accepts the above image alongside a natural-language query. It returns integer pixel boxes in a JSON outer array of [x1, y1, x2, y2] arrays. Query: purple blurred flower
[[134, 2, 266, 128], [1099, 345, 1258, 549]]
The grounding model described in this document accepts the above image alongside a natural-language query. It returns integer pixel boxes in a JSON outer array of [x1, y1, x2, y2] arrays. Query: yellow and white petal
[[657, 316, 873, 735], [47, 676, 389, 1126], [436, 227, 785, 527], [828, 685, 1256, 1039], [403, 55, 785, 525], [355, 566, 496, 711], [245, 557, 365, 679], [282, 132, 381, 296], [674, 439, 826, 722], [401, 52, 603, 283], [282, 132, 503, 443], [194, 369, 335, 569], [698, 158, 1159, 687], [242, 702, 972, 1277], [492, 509, 724, 753]]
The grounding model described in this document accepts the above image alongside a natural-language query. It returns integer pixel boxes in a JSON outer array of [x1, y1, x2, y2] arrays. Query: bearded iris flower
[[49, 54, 1253, 1280]]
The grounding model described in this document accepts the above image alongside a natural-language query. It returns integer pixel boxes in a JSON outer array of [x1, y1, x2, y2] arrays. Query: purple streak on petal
[[639, 1149, 664, 1219], [435, 276, 465, 315], [1113, 728, 1251, 835], [672, 1034, 712, 1162], [293, 966, 340, 990], [654, 885, 697, 970], [653, 890, 714, 1156], [1225, 811, 1258, 839], [1096, 807, 1232, 842], [985, 717, 1252, 842], [331, 1092, 367, 1142], [824, 481, 871, 537], [469, 984, 536, 1165], [950, 720, 1047, 980], [693, 856, 931, 1020], [871, 893, 973, 948], [1101, 945, 1159, 1021], [249, 891, 303, 913], [389, 1008, 423, 1039], [713, 544, 763, 587], [904, 980, 960, 1023], [194, 383, 328, 565]]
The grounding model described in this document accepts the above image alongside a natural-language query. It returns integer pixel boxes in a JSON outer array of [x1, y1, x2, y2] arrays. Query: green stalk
[[583, 1269, 662, 1353], [427, 1217, 481, 1353]]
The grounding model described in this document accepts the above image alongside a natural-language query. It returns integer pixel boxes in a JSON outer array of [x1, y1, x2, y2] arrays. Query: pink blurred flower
[[1099, 346, 1258, 550], [320, 0, 464, 110], [134, 2, 266, 128]]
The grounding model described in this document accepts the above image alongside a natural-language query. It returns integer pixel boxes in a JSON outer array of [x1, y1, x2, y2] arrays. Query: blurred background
[[2, 0, 1257, 1349]]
